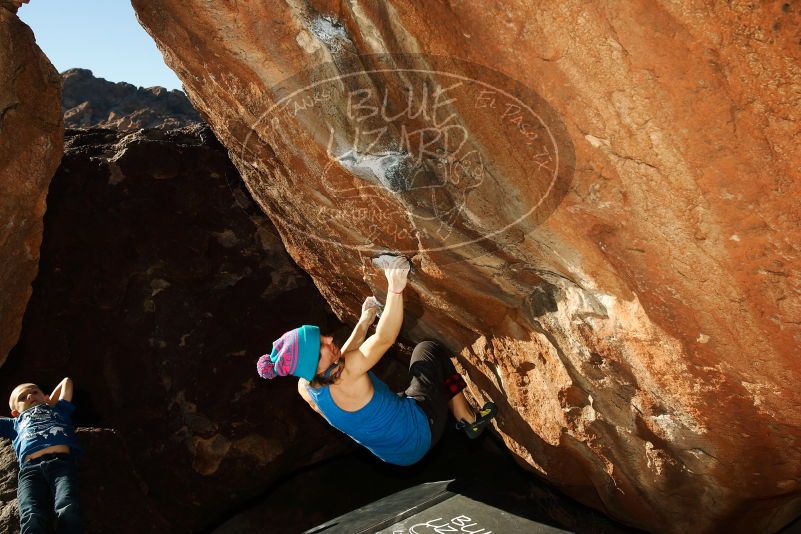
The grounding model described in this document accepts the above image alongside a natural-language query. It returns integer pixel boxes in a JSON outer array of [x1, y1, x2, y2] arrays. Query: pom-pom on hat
[[257, 325, 321, 381]]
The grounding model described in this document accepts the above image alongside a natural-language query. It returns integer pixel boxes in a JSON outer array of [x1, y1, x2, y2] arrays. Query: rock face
[[0, 126, 348, 531], [0, 3, 63, 367], [62, 68, 201, 130], [131, 2, 801, 532]]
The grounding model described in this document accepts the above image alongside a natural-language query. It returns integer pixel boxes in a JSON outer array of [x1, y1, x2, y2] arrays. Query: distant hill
[[61, 68, 202, 130]]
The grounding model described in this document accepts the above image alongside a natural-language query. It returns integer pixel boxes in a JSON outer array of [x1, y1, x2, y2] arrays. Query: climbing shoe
[[456, 401, 497, 439]]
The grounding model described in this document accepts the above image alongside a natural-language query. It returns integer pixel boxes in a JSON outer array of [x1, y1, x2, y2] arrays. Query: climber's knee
[[412, 339, 445, 361]]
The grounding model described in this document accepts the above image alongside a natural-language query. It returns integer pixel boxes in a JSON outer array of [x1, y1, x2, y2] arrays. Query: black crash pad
[[304, 479, 571, 534]]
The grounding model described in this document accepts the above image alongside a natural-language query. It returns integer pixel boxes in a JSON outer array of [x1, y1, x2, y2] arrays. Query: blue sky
[[18, 0, 183, 91]]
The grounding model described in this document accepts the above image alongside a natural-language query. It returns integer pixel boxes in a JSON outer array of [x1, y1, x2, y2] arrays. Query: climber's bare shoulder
[[333, 353, 375, 409], [297, 368, 373, 413], [342, 333, 392, 377], [337, 360, 369, 385]]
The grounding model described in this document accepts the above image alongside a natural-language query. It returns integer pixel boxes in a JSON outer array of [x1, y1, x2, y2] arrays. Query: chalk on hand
[[371, 254, 411, 272], [364, 295, 384, 318]]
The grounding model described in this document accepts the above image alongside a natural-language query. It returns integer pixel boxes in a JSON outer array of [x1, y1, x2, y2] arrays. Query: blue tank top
[[306, 371, 431, 466]]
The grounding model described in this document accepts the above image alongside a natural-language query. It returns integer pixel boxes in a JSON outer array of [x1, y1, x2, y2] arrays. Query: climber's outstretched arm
[[344, 256, 409, 376], [347, 293, 402, 375], [340, 297, 381, 354]]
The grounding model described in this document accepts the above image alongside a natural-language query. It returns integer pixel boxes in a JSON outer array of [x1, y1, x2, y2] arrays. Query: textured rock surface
[[0, 428, 171, 534], [0, 126, 349, 531], [132, 2, 801, 532], [0, 3, 63, 366], [61, 68, 201, 131]]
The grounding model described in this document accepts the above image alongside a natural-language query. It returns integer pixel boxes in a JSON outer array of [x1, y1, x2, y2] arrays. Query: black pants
[[403, 340, 466, 449]]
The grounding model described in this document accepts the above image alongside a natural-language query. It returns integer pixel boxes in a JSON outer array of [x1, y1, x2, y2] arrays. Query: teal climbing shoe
[[456, 401, 497, 439]]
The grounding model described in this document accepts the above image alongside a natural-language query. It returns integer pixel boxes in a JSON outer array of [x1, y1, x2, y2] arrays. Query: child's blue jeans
[[17, 453, 82, 533]]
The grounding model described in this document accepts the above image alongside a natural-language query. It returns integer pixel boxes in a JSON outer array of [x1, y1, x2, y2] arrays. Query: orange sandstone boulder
[[132, 1, 801, 532], [0, 3, 63, 366]]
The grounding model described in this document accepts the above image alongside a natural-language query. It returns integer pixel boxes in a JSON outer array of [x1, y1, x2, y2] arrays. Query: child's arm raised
[[47, 377, 74, 405]]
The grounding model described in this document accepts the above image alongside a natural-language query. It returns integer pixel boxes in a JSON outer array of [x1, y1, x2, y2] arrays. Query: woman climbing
[[256, 255, 497, 466]]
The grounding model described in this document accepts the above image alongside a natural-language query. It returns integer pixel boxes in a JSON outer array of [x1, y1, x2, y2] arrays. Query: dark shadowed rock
[[211, 427, 637, 534], [0, 125, 352, 531], [61, 68, 201, 131]]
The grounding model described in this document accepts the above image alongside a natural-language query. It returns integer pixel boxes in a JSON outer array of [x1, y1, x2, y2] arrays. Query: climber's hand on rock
[[360, 296, 382, 323], [382, 256, 410, 293]]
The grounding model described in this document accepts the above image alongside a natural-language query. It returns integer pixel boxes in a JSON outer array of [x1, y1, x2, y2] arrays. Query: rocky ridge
[[62, 68, 201, 131]]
